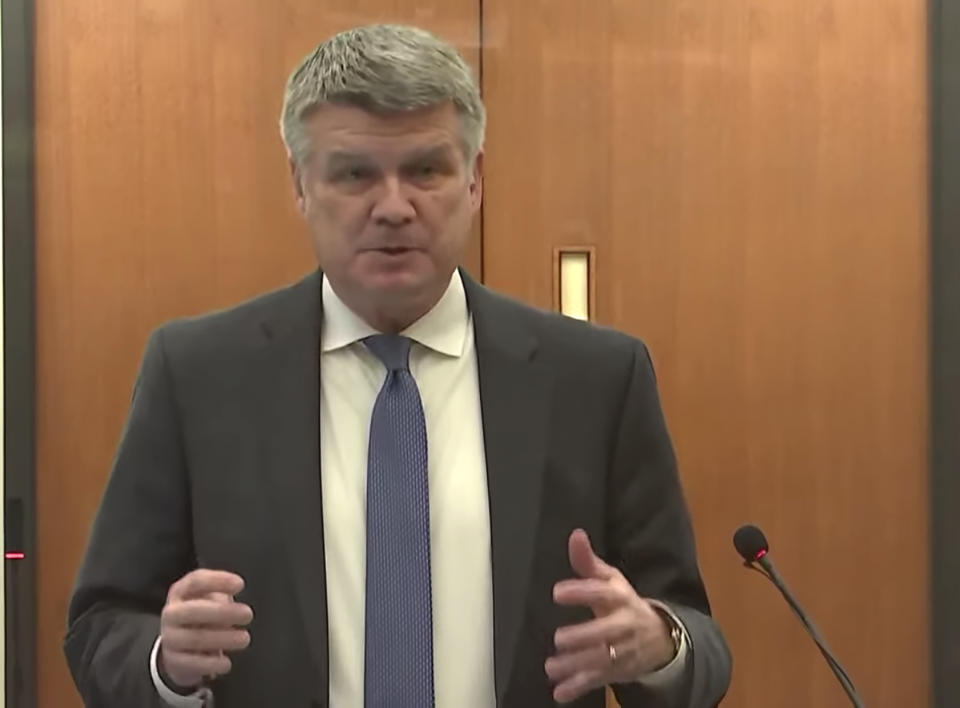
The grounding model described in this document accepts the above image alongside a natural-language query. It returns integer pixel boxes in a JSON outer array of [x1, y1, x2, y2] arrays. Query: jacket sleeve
[[608, 343, 732, 708], [64, 328, 195, 708]]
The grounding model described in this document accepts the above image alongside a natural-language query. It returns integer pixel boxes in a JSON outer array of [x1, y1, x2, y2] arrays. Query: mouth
[[368, 246, 418, 256]]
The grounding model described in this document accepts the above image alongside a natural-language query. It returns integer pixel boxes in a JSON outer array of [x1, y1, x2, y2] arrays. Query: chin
[[362, 269, 432, 295], [363, 257, 437, 287]]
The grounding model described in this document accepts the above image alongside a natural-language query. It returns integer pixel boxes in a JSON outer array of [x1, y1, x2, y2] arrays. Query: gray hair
[[280, 24, 486, 167]]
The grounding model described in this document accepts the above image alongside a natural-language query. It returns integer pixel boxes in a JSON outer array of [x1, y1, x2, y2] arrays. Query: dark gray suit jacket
[[65, 270, 731, 707]]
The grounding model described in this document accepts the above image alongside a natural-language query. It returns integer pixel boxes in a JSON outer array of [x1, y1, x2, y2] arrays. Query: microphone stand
[[748, 557, 865, 708]]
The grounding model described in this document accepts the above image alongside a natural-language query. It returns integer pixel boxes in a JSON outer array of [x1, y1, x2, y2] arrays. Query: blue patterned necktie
[[363, 334, 434, 708]]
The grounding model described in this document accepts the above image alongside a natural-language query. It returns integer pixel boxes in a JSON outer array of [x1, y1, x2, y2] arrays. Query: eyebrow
[[325, 144, 456, 164], [323, 151, 375, 170], [401, 144, 456, 164], [321, 143, 459, 175]]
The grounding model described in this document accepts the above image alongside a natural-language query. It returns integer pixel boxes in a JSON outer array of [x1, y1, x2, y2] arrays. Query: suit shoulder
[[483, 287, 646, 361], [153, 272, 317, 360]]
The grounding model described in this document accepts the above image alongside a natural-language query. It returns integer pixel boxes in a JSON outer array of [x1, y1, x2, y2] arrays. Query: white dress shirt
[[152, 270, 686, 706], [319, 271, 496, 706]]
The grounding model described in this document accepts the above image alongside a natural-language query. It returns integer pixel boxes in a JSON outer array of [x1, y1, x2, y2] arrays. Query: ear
[[468, 150, 484, 212], [289, 158, 307, 215]]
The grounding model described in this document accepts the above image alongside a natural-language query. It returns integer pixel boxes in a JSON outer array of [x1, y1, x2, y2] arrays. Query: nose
[[370, 175, 416, 227]]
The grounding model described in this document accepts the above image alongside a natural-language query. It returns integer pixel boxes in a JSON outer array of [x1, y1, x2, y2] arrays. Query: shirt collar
[[321, 271, 469, 358]]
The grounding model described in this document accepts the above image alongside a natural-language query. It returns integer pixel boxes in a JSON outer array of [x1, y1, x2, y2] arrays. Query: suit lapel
[[248, 269, 553, 705], [463, 272, 553, 704], [252, 270, 329, 704]]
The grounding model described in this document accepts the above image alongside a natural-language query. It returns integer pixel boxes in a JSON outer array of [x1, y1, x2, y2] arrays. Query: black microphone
[[733, 524, 865, 708]]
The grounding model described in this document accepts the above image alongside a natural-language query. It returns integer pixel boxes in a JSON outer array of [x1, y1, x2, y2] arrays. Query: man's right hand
[[159, 569, 254, 690]]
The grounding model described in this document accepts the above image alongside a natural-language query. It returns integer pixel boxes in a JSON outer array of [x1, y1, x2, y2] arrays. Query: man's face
[[291, 102, 482, 320]]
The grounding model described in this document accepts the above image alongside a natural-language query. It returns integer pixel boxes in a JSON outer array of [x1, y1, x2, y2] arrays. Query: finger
[[553, 668, 605, 704], [164, 599, 253, 628], [169, 570, 245, 602], [163, 599, 254, 629], [545, 644, 610, 683], [568, 529, 615, 580], [161, 648, 233, 681], [553, 578, 626, 608], [162, 626, 251, 654], [554, 609, 632, 652]]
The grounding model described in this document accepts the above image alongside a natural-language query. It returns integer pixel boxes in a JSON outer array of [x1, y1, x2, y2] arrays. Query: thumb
[[568, 529, 615, 579]]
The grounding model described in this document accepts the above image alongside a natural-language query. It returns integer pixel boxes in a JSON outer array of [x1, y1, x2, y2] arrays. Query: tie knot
[[365, 334, 412, 372]]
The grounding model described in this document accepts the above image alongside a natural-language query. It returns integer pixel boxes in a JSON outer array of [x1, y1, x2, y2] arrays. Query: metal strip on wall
[[930, 0, 960, 705], [2, 0, 36, 706]]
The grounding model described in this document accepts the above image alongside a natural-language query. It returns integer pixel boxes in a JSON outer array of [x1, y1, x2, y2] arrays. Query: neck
[[364, 308, 424, 334]]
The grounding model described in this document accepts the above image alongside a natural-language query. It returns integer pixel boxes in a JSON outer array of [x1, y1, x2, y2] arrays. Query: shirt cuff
[[150, 636, 213, 708], [636, 600, 690, 689]]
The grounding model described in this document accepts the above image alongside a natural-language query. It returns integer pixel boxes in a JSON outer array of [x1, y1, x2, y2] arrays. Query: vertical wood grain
[[33, 2, 480, 704], [482, 1, 929, 706]]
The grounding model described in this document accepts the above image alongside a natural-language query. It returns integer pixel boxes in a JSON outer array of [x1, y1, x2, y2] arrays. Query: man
[[65, 24, 731, 708]]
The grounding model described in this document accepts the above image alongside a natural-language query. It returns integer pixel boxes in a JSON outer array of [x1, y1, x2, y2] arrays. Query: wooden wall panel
[[482, 1, 928, 706], [33, 2, 479, 704]]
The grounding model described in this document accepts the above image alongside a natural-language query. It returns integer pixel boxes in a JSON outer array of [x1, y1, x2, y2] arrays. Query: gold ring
[[608, 644, 618, 664]]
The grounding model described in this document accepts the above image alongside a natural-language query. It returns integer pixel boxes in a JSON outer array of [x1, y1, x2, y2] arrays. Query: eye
[[343, 167, 371, 181], [407, 161, 442, 180]]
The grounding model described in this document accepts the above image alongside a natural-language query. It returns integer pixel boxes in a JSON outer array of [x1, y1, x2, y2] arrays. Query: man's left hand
[[546, 528, 676, 703]]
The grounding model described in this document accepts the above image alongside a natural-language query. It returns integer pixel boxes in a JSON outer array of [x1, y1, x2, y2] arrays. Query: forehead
[[302, 102, 462, 155]]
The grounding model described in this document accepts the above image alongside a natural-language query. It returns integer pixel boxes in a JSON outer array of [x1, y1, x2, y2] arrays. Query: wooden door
[[481, 1, 929, 706], [33, 1, 480, 704]]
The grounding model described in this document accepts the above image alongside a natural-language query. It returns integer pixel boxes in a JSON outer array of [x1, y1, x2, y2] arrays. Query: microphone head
[[734, 524, 769, 563]]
